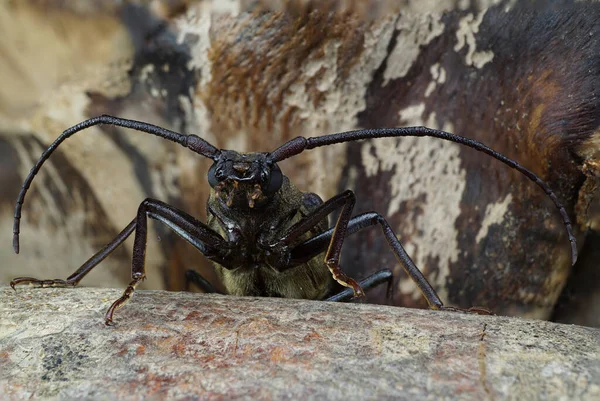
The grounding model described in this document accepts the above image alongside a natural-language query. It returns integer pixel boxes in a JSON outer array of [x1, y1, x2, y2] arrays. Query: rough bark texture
[[0, 0, 598, 327], [0, 285, 598, 401]]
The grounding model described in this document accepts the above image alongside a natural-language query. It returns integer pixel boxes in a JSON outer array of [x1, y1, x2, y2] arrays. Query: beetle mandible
[[10, 115, 578, 324]]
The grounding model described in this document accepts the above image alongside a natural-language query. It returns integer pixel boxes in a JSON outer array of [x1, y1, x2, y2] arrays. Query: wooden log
[[1, 0, 599, 326], [1, 285, 598, 401]]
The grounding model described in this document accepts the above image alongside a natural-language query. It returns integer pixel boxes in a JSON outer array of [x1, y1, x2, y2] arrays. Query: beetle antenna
[[268, 126, 578, 265], [12, 115, 219, 254]]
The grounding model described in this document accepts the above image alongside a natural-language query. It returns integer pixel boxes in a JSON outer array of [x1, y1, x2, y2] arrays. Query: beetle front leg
[[270, 190, 365, 297], [13, 198, 231, 325], [104, 198, 230, 325], [103, 203, 149, 325]]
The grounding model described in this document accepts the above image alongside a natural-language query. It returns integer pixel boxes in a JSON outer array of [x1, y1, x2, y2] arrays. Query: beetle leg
[[269, 190, 364, 296], [104, 198, 230, 325], [104, 276, 144, 326], [12, 198, 232, 325], [438, 305, 492, 315], [11, 219, 137, 289], [185, 269, 223, 294], [290, 211, 491, 314], [324, 269, 393, 303]]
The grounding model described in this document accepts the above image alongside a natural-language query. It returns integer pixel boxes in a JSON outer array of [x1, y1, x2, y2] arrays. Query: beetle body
[[206, 170, 332, 299], [9, 115, 577, 324]]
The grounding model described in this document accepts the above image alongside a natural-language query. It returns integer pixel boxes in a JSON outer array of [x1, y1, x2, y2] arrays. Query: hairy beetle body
[[9, 115, 577, 324], [207, 175, 332, 299]]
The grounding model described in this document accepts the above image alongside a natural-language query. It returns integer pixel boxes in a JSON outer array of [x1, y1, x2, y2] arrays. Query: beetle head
[[208, 150, 283, 209]]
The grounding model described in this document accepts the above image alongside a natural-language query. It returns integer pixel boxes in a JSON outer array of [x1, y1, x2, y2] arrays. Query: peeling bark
[[1, 286, 598, 401]]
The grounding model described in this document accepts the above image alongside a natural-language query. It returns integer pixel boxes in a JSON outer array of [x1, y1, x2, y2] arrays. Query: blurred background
[[0, 0, 598, 327]]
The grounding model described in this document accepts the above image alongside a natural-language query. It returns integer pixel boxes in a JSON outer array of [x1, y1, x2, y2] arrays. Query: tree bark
[[0, 285, 598, 401]]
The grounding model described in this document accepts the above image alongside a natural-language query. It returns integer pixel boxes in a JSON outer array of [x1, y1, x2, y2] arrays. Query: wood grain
[[1, 285, 598, 401]]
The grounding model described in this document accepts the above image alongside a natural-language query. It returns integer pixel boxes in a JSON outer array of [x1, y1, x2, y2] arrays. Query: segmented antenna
[[13, 115, 219, 254], [268, 127, 578, 265]]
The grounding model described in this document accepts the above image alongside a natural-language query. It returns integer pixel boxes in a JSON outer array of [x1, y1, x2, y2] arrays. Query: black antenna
[[268, 127, 578, 265], [13, 115, 219, 254]]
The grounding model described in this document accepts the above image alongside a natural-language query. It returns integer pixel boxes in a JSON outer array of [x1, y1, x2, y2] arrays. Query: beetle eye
[[208, 163, 219, 187], [264, 164, 283, 194]]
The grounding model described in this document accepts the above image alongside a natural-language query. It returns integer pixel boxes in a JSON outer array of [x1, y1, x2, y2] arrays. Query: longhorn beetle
[[10, 115, 578, 324]]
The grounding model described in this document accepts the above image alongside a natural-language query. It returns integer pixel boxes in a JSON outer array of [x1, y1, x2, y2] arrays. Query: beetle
[[10, 115, 577, 324]]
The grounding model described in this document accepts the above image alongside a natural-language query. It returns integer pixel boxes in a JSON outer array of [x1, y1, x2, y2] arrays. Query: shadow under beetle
[[10, 115, 578, 324]]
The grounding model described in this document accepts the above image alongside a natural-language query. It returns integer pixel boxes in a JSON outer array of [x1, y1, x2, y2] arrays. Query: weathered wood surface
[[0, 285, 598, 401]]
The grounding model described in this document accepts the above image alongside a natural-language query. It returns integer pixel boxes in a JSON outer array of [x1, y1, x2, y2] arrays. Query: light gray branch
[[0, 286, 598, 401]]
